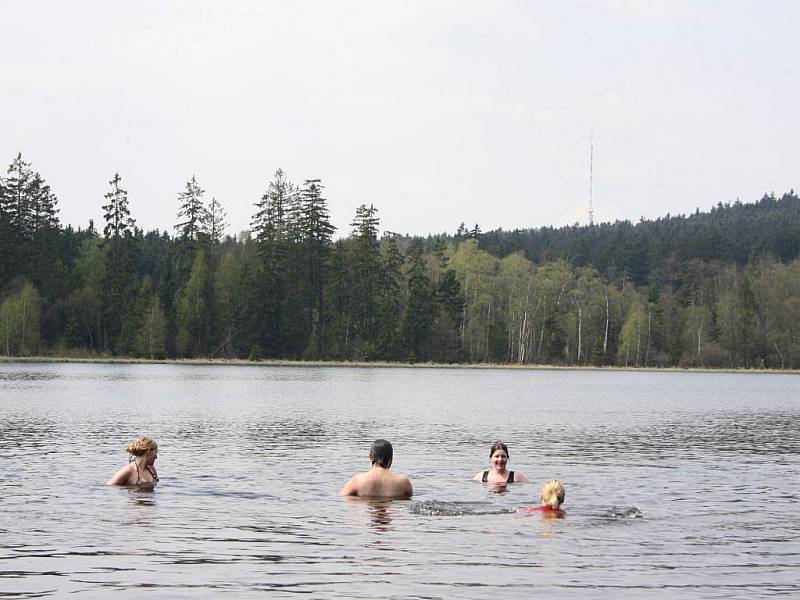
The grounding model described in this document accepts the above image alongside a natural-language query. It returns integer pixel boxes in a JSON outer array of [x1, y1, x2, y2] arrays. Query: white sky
[[3, 0, 798, 238]]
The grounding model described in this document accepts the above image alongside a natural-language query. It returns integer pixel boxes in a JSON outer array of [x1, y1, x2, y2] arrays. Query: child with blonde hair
[[107, 437, 160, 486], [524, 479, 565, 515]]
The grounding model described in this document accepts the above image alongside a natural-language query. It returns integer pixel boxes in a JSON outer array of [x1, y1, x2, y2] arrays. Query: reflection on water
[[366, 499, 394, 532], [0, 363, 798, 598], [0, 370, 60, 382], [487, 481, 510, 494]]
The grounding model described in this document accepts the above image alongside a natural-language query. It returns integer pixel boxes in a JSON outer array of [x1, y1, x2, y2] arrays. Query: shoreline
[[0, 355, 797, 375]]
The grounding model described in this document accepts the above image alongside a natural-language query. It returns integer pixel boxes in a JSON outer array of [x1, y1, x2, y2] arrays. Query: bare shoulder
[[514, 471, 529, 483], [401, 474, 413, 498], [107, 463, 135, 485], [390, 471, 413, 497], [473, 470, 484, 481], [339, 472, 365, 496]]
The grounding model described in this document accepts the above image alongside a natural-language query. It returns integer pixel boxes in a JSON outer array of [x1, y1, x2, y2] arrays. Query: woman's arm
[[473, 471, 484, 481], [514, 472, 529, 483], [107, 464, 134, 485]]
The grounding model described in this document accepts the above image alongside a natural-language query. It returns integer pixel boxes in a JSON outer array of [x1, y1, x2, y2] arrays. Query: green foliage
[[401, 243, 435, 361], [174, 175, 207, 242], [618, 293, 647, 367], [213, 250, 241, 358], [176, 250, 211, 357], [298, 179, 335, 358], [450, 239, 499, 362], [100, 174, 138, 353], [1, 152, 799, 368], [102, 173, 134, 239], [0, 154, 59, 296], [132, 277, 167, 359], [202, 197, 228, 243], [0, 279, 41, 355]]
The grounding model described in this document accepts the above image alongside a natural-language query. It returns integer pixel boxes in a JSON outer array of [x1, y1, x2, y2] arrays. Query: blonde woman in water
[[107, 437, 160, 486], [524, 479, 566, 515]]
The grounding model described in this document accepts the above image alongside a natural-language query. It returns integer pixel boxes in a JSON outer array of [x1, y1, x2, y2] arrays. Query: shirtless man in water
[[340, 439, 413, 498]]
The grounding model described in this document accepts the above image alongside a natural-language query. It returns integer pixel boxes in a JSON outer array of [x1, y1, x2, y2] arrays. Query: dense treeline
[[1, 153, 799, 368]]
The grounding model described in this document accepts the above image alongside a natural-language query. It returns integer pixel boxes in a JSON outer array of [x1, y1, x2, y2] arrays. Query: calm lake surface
[[0, 362, 798, 598]]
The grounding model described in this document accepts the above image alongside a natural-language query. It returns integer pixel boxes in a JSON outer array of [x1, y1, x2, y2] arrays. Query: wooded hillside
[[2, 153, 799, 368]]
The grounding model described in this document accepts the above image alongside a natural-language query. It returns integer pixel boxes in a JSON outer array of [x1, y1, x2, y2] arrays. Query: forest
[[1, 152, 799, 369]]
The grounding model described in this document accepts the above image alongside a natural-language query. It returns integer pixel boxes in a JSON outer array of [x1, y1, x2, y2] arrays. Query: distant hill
[[467, 191, 800, 285]]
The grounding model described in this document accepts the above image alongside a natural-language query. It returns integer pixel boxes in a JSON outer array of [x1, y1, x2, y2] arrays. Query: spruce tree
[[252, 169, 294, 248], [374, 234, 404, 359], [175, 175, 207, 242], [401, 242, 434, 361], [2, 153, 35, 241], [0, 154, 59, 285], [100, 172, 137, 353], [251, 169, 296, 355], [28, 172, 59, 233], [202, 196, 228, 243], [298, 179, 335, 357], [350, 204, 381, 348], [102, 173, 135, 238], [25, 167, 60, 303]]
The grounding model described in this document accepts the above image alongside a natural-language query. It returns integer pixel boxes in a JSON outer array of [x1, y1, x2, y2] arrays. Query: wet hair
[[540, 479, 566, 509], [127, 437, 158, 467], [489, 441, 509, 458], [370, 439, 393, 469]]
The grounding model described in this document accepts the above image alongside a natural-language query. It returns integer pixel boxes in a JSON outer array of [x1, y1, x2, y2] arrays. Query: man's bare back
[[340, 466, 413, 498], [340, 439, 413, 499]]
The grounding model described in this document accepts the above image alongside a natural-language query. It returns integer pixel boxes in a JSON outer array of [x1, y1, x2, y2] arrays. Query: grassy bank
[[0, 355, 797, 374]]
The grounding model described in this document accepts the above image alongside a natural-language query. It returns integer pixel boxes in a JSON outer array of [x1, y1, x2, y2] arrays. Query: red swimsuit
[[524, 505, 564, 515]]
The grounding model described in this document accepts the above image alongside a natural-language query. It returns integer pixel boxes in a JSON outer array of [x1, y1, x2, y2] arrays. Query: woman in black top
[[474, 441, 529, 484]]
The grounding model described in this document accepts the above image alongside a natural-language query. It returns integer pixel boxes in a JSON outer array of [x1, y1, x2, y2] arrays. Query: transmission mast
[[588, 129, 595, 226]]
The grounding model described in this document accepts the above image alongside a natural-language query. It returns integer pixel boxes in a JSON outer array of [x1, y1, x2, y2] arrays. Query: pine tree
[[25, 169, 60, 302], [28, 172, 59, 233], [350, 204, 381, 349], [434, 267, 465, 362], [175, 175, 207, 242], [202, 196, 228, 243], [401, 242, 435, 361], [102, 173, 134, 238], [0, 154, 59, 286], [374, 235, 404, 359], [298, 179, 335, 357], [173, 175, 208, 298], [323, 239, 354, 358], [236, 233, 266, 358], [2, 153, 35, 241], [100, 172, 137, 353], [251, 169, 296, 355], [252, 169, 294, 248]]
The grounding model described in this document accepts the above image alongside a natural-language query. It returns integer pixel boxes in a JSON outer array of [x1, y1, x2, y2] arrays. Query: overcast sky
[[3, 0, 798, 238]]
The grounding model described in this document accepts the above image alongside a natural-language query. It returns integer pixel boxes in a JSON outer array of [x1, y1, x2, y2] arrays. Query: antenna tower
[[588, 129, 594, 226]]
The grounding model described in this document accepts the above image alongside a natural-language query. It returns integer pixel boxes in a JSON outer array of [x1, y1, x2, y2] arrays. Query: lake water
[[0, 362, 798, 598]]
